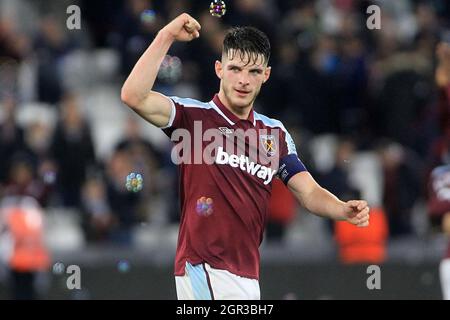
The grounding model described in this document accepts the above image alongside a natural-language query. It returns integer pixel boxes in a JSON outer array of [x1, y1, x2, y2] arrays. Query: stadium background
[[0, 0, 449, 299]]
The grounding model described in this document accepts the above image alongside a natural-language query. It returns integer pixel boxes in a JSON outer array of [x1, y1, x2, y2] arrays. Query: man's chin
[[231, 97, 252, 108]]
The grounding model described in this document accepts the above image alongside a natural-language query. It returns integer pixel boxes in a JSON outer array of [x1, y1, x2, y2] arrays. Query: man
[[121, 13, 370, 300], [431, 41, 450, 300], [0, 196, 50, 300]]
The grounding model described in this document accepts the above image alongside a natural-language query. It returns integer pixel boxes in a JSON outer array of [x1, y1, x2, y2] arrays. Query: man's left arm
[[287, 171, 370, 227]]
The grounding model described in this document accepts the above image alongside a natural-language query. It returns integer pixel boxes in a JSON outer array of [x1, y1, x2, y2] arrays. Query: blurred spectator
[[0, 15, 30, 99], [0, 196, 50, 300], [320, 137, 357, 200], [105, 149, 142, 245], [81, 175, 115, 242], [429, 42, 450, 169], [0, 17, 30, 62], [1, 157, 51, 207], [266, 179, 297, 244], [335, 190, 389, 264], [371, 35, 434, 152], [112, 0, 165, 76], [378, 141, 423, 237], [21, 118, 58, 201], [34, 15, 76, 104], [319, 137, 358, 233], [115, 116, 163, 179], [260, 37, 301, 120], [51, 93, 96, 208], [79, 0, 124, 48], [333, 35, 369, 135], [114, 116, 164, 222], [226, 0, 278, 46], [0, 96, 25, 184]]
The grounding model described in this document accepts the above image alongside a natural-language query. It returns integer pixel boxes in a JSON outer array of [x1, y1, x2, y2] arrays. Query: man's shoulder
[[254, 111, 286, 131], [169, 96, 212, 110], [254, 111, 297, 153]]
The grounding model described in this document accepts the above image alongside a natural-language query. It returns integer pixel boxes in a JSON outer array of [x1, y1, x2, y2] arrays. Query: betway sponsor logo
[[215, 146, 277, 185]]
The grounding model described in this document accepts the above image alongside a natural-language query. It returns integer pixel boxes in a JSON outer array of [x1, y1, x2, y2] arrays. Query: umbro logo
[[218, 127, 234, 136]]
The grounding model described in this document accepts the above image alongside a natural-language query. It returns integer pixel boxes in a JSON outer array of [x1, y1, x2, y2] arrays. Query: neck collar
[[212, 94, 255, 125]]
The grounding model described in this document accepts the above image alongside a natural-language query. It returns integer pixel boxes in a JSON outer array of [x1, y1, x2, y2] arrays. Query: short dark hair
[[223, 26, 271, 65]]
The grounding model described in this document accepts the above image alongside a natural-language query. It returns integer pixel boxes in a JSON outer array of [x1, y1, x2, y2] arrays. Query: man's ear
[[215, 60, 223, 80], [263, 66, 271, 84]]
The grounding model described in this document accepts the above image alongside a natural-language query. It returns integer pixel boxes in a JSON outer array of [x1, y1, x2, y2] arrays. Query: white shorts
[[175, 262, 260, 300], [440, 258, 450, 300]]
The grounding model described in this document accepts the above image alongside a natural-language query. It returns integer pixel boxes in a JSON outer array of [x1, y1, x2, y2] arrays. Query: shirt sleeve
[[161, 96, 191, 137], [277, 125, 307, 185]]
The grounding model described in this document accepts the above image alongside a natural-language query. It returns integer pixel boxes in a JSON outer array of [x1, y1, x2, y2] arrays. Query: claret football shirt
[[162, 94, 306, 279]]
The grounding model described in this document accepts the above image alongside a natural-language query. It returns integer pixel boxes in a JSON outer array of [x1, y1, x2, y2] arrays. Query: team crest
[[260, 134, 277, 156]]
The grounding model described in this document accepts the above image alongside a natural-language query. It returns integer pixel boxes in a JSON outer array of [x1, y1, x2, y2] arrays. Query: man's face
[[215, 50, 271, 110]]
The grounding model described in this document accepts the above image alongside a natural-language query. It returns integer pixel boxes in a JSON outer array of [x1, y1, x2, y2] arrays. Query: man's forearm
[[302, 186, 347, 221], [121, 31, 174, 105]]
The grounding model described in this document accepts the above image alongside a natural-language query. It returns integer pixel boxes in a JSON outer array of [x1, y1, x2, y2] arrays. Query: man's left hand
[[343, 200, 370, 227]]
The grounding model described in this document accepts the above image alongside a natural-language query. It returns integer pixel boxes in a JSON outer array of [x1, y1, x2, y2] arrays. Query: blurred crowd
[[1, 0, 450, 252]]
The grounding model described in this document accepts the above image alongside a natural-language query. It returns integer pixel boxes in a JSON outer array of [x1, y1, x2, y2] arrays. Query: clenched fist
[[160, 13, 201, 42], [344, 200, 370, 227]]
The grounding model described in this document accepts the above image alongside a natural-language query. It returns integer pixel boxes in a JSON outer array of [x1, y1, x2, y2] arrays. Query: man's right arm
[[120, 13, 201, 128]]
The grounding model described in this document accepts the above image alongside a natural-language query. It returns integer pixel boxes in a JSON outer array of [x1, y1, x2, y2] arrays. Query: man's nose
[[238, 73, 250, 86]]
